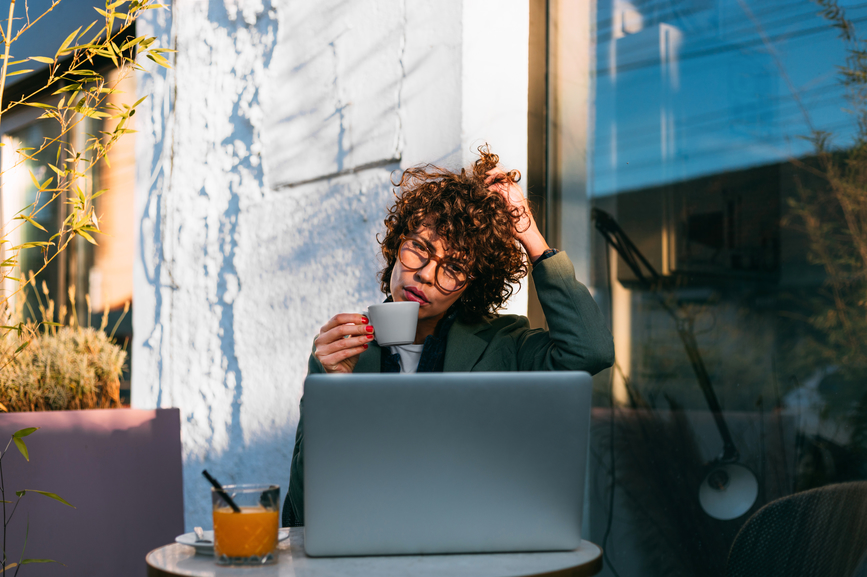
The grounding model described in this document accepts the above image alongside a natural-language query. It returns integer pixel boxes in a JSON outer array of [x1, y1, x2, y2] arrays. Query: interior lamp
[[592, 208, 759, 520]]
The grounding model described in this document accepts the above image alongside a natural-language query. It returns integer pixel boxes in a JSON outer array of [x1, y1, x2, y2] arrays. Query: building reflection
[[551, 0, 867, 574]]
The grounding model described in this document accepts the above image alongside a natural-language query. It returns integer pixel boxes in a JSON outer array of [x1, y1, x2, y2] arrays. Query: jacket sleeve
[[283, 347, 325, 527], [514, 251, 615, 375]]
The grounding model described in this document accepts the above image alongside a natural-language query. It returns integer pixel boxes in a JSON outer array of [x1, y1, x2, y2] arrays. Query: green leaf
[[22, 102, 54, 110], [75, 230, 98, 245], [13, 437, 29, 461], [120, 36, 143, 51], [14, 215, 48, 232], [14, 341, 30, 354], [145, 52, 172, 69], [6, 69, 35, 77], [20, 559, 62, 566], [12, 428, 38, 438], [28, 56, 55, 64], [16, 490, 75, 508], [77, 20, 97, 40], [57, 27, 82, 55]]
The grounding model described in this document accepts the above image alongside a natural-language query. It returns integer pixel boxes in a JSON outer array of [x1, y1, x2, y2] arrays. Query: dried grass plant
[[0, 274, 127, 412]]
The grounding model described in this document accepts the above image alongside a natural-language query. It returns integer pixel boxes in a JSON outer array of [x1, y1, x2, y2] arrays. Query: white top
[[388, 343, 425, 373], [146, 529, 604, 577]]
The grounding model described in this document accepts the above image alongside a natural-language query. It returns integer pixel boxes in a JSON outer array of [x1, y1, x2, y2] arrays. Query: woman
[[283, 148, 614, 526]]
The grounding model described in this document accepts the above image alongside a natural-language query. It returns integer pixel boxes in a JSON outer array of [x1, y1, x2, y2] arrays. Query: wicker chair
[[726, 481, 867, 577]]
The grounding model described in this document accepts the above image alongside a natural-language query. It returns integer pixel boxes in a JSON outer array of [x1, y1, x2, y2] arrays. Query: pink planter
[[0, 409, 183, 577]]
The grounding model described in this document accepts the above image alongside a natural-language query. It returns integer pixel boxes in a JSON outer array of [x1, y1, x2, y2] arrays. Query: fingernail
[[363, 344, 369, 349], [362, 317, 369, 324], [367, 334, 374, 340], [366, 326, 374, 333]]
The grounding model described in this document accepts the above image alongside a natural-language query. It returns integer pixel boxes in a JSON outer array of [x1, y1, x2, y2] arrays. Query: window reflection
[[548, 0, 867, 574]]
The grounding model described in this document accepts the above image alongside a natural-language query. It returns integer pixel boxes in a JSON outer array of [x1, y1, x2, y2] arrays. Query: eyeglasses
[[398, 236, 470, 293]]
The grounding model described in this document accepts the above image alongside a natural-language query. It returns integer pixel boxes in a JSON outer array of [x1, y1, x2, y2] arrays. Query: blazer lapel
[[353, 342, 382, 373], [443, 317, 494, 372]]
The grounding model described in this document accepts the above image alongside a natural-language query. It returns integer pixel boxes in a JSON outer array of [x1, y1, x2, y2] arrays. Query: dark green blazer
[[283, 251, 614, 526]]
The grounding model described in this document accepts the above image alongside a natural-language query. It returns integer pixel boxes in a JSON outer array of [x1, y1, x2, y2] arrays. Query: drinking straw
[[202, 470, 242, 513]]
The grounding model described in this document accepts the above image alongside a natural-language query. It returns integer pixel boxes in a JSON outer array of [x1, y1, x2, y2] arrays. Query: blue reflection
[[592, 0, 863, 197]]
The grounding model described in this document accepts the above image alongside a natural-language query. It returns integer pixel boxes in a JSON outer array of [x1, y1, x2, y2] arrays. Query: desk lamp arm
[[591, 208, 740, 463]]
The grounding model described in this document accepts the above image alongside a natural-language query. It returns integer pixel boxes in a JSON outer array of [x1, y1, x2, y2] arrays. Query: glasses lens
[[437, 263, 468, 292], [400, 238, 429, 269]]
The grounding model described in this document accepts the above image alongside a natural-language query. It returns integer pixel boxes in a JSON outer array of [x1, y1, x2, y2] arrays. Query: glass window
[[0, 67, 135, 401], [545, 0, 867, 574]]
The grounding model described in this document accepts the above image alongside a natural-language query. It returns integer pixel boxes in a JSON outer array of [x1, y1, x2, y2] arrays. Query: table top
[[147, 528, 603, 577]]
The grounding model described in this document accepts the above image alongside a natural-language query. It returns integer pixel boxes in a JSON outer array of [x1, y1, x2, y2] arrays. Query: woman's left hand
[[485, 167, 550, 261]]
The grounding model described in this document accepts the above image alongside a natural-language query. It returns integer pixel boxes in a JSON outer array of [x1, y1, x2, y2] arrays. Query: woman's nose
[[415, 260, 438, 284]]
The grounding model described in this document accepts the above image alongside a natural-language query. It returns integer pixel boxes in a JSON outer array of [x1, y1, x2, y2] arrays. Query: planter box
[[0, 409, 183, 577]]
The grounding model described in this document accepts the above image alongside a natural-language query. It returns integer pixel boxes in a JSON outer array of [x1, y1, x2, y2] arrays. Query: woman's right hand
[[313, 313, 375, 373]]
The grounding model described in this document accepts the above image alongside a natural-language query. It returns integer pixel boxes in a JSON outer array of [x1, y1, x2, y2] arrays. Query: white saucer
[[175, 528, 290, 556]]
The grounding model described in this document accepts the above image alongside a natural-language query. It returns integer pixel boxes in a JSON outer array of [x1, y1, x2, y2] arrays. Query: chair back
[[726, 481, 867, 577]]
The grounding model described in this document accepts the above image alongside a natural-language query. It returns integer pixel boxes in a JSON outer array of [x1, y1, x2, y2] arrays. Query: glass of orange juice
[[212, 484, 280, 565]]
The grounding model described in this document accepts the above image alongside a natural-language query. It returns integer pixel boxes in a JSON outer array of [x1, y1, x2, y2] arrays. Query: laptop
[[302, 371, 592, 557]]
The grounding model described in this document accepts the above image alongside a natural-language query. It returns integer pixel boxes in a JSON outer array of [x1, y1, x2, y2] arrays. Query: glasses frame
[[397, 235, 471, 294]]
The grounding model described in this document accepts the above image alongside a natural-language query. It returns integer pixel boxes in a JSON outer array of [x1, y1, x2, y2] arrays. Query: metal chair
[[726, 481, 867, 577]]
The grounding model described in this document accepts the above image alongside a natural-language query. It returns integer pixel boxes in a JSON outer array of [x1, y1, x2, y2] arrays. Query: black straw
[[202, 470, 242, 513]]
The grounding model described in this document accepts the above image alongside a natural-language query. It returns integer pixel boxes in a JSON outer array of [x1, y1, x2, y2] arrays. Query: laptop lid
[[302, 371, 592, 557]]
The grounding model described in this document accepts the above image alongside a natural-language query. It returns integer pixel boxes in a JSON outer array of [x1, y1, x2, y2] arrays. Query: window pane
[[550, 0, 867, 575]]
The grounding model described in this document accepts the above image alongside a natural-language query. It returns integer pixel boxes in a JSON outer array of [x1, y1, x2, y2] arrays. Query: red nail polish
[[366, 326, 374, 333], [367, 334, 374, 340], [363, 344, 369, 349], [362, 317, 369, 324]]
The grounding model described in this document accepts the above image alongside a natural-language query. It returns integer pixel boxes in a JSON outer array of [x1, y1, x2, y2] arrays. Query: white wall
[[134, 0, 529, 530]]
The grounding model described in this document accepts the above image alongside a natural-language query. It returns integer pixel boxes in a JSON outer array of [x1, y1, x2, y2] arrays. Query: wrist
[[518, 225, 549, 262]]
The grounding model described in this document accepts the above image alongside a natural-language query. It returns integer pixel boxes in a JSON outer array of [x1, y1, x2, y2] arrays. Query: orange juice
[[213, 505, 279, 558]]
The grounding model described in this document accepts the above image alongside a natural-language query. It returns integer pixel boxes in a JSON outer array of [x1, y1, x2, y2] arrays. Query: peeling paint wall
[[134, 0, 529, 530]]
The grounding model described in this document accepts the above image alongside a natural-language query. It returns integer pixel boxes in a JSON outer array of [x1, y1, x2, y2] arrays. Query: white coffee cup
[[366, 302, 420, 346]]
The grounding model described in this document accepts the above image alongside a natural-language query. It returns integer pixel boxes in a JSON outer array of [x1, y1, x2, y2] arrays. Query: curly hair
[[378, 146, 530, 321]]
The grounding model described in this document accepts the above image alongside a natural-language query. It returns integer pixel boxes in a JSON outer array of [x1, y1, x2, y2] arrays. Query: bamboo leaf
[[76, 230, 98, 245], [78, 20, 97, 40], [57, 27, 82, 56], [14, 341, 30, 354], [13, 428, 38, 438], [13, 242, 53, 249], [145, 52, 172, 68], [14, 215, 48, 232], [0, 402, 7, 412], [20, 559, 62, 566], [28, 56, 55, 64], [120, 36, 142, 51], [16, 490, 75, 508], [1, 562, 19, 572], [22, 102, 54, 110], [13, 437, 29, 461], [6, 70, 35, 77], [64, 69, 99, 76]]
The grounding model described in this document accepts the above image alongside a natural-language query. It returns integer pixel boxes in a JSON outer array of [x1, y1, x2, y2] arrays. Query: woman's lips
[[404, 287, 429, 304]]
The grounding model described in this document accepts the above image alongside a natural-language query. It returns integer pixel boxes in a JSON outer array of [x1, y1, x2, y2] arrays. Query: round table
[[147, 528, 603, 577]]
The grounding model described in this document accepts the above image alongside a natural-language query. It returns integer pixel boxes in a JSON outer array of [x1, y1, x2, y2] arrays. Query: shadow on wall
[[182, 416, 297, 532]]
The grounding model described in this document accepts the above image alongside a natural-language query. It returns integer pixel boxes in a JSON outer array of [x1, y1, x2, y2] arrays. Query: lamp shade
[[699, 463, 758, 520]]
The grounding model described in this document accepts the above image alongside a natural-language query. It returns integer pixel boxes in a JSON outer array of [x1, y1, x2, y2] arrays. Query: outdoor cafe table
[[146, 528, 603, 577]]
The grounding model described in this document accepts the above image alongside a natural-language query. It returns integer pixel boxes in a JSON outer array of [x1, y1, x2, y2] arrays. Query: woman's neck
[[414, 315, 442, 344]]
